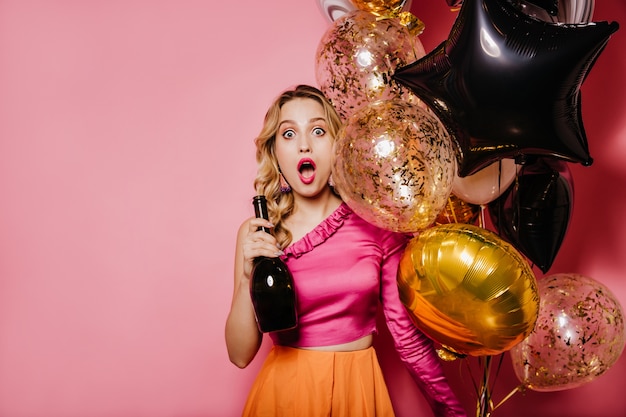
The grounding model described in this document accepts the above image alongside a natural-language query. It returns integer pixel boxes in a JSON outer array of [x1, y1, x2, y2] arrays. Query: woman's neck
[[293, 191, 342, 218], [286, 191, 343, 242]]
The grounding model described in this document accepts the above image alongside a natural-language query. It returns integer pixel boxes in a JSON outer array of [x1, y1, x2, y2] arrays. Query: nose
[[299, 137, 311, 153]]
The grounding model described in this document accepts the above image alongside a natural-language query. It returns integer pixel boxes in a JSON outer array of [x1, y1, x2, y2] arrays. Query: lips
[[297, 158, 316, 185]]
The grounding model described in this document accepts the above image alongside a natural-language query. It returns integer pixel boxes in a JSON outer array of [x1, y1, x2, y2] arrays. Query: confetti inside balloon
[[332, 99, 456, 233], [510, 273, 625, 392], [315, 9, 426, 120], [397, 223, 539, 356]]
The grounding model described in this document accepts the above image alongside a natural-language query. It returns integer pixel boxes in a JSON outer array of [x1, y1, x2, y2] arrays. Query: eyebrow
[[278, 117, 327, 129]]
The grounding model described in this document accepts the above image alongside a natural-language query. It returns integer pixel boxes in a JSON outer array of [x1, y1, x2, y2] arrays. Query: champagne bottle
[[249, 195, 297, 333]]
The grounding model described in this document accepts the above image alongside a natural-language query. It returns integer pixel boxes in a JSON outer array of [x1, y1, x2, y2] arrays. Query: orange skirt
[[242, 345, 395, 417]]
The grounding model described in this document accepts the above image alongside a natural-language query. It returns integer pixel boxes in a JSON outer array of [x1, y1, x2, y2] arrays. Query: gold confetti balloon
[[397, 223, 539, 356], [333, 99, 456, 233], [315, 9, 426, 121], [510, 273, 625, 392]]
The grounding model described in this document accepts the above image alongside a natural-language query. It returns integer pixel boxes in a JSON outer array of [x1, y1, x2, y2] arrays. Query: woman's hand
[[240, 217, 282, 280]]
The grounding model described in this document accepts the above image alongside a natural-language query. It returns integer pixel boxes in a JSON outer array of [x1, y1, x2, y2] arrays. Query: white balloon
[[452, 159, 518, 205], [572, 0, 595, 23], [316, 0, 356, 22]]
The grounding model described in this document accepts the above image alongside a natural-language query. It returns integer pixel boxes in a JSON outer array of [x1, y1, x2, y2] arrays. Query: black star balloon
[[394, 0, 618, 177]]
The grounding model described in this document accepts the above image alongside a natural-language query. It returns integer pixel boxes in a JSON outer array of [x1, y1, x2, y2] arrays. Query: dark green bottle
[[249, 195, 297, 333]]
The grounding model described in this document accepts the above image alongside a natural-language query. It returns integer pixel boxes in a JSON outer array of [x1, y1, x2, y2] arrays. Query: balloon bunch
[[314, 1, 624, 415]]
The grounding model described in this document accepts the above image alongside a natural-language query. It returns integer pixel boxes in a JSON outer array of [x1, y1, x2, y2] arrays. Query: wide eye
[[312, 127, 326, 136], [282, 129, 295, 139]]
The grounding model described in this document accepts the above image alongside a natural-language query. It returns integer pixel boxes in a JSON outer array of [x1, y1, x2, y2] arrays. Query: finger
[[250, 229, 277, 244], [244, 247, 283, 262], [247, 218, 275, 233]]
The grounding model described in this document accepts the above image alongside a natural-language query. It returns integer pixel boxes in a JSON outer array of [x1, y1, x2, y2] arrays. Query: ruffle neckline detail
[[283, 203, 352, 259]]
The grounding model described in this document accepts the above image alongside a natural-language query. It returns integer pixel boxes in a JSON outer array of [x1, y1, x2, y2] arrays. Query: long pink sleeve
[[379, 232, 467, 417]]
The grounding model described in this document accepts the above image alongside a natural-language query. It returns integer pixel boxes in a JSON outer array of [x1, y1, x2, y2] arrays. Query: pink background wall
[[0, 1, 624, 416]]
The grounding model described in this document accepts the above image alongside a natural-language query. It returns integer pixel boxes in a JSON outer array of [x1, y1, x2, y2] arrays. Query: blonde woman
[[225, 85, 466, 417]]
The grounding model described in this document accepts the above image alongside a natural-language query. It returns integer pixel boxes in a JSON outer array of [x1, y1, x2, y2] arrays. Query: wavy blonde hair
[[253, 85, 342, 249]]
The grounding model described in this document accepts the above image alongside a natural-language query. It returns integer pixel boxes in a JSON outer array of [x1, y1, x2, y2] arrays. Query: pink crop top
[[269, 202, 411, 347]]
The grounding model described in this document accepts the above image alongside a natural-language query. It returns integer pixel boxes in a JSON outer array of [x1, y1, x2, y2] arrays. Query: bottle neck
[[252, 195, 271, 234]]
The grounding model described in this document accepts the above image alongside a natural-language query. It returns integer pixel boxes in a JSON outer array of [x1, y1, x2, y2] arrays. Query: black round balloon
[[488, 157, 574, 273], [394, 0, 619, 177]]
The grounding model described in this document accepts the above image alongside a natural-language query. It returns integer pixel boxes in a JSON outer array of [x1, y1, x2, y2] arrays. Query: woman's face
[[274, 97, 334, 198]]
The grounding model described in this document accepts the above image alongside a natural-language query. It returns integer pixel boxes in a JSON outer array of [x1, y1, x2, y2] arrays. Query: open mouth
[[297, 158, 316, 184]]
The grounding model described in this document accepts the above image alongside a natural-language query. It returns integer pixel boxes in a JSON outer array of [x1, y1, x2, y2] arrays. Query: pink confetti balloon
[[510, 273, 625, 392], [332, 99, 456, 233], [315, 9, 426, 120]]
